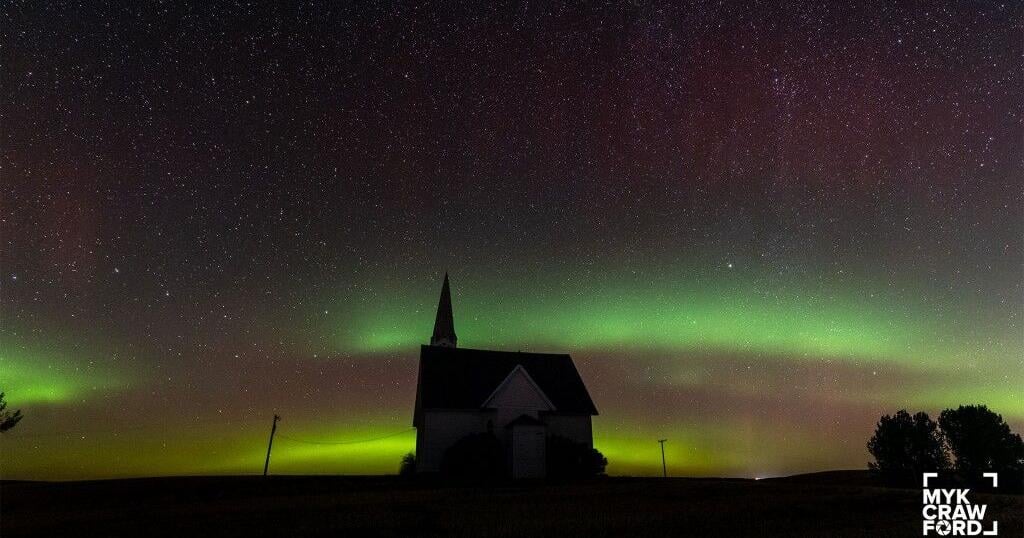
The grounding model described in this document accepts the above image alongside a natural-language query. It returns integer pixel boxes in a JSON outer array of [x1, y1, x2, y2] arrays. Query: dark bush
[[0, 392, 23, 433], [398, 452, 416, 476], [546, 435, 607, 478], [440, 432, 506, 480]]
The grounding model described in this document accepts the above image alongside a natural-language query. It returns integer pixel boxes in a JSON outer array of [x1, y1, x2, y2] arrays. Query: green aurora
[[1, 330, 131, 406], [2, 267, 1020, 479], [325, 268, 1019, 372]]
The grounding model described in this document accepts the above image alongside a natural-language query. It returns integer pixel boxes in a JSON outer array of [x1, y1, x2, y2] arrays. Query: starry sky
[[1, 2, 1021, 480]]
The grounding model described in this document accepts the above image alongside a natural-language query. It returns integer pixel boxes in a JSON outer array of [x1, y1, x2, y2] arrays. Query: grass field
[[2, 474, 1022, 537]]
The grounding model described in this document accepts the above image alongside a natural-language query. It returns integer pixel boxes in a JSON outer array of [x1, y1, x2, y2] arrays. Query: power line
[[1, 420, 415, 445], [276, 428, 414, 446], [3, 417, 268, 440]]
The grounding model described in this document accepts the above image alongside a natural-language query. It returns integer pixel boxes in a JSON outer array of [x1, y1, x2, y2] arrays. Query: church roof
[[414, 346, 599, 421]]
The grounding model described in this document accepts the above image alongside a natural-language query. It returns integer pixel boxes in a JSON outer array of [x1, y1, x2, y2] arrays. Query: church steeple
[[430, 273, 457, 347]]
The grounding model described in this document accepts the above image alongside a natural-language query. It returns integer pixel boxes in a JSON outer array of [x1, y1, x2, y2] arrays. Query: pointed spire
[[430, 272, 457, 347]]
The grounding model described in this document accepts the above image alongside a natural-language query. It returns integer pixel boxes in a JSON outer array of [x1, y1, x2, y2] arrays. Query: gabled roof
[[505, 414, 546, 428], [414, 346, 598, 425], [481, 364, 555, 411]]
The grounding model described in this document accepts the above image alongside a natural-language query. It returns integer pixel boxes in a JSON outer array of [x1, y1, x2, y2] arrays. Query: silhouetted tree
[[0, 392, 23, 433], [939, 405, 1024, 477], [440, 432, 506, 480], [546, 435, 608, 478], [399, 452, 416, 476], [867, 410, 947, 481]]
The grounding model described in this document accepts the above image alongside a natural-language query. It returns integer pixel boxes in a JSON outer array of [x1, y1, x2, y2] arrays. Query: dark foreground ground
[[2, 474, 1022, 537]]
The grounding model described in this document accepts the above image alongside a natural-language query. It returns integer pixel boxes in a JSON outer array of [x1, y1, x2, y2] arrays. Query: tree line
[[867, 404, 1023, 489]]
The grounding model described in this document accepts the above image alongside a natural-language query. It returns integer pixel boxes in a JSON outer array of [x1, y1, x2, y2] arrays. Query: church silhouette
[[412, 274, 598, 479]]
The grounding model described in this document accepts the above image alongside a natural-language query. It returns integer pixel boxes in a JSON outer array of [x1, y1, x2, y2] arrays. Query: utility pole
[[263, 414, 280, 477], [658, 439, 668, 478]]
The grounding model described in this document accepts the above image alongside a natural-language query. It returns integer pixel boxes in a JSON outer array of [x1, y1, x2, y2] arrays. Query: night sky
[[2, 2, 1021, 479]]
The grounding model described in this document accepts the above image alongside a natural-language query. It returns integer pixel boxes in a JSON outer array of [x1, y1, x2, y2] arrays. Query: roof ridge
[[420, 344, 571, 357], [416, 346, 598, 416]]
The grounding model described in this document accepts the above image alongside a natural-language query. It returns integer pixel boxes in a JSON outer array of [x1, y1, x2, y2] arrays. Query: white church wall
[[417, 409, 493, 472], [485, 366, 554, 429]]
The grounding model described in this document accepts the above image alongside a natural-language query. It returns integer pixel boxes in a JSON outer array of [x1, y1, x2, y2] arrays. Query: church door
[[511, 425, 546, 479]]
